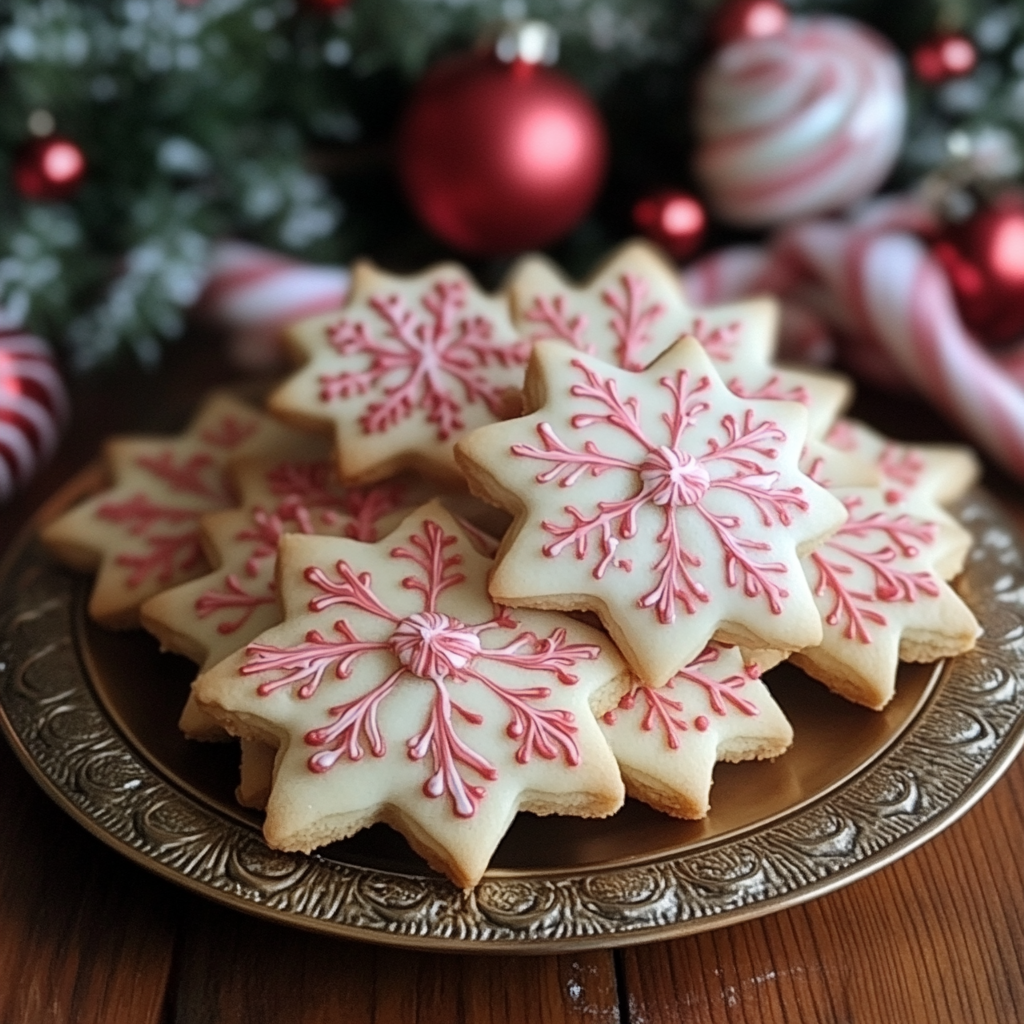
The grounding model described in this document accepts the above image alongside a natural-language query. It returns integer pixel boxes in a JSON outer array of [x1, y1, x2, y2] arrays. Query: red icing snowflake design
[[194, 573, 278, 635], [809, 495, 940, 644], [97, 493, 206, 586], [688, 317, 742, 363], [95, 419, 249, 587], [523, 273, 665, 372], [878, 445, 927, 504], [195, 462, 406, 636], [240, 518, 601, 817], [522, 273, 749, 373], [726, 373, 810, 407], [825, 423, 928, 505], [320, 279, 529, 441], [603, 647, 760, 748], [512, 354, 810, 623], [825, 421, 858, 452], [200, 415, 259, 449]]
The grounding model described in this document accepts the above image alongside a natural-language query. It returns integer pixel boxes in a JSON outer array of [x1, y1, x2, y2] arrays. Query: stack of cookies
[[41, 242, 981, 889]]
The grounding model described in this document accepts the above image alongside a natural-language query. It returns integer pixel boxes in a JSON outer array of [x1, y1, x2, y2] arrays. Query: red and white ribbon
[[847, 231, 1024, 474], [198, 242, 350, 371], [0, 330, 70, 502], [682, 198, 1024, 481]]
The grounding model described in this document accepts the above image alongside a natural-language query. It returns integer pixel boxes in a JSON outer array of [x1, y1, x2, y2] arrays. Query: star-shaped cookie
[[193, 501, 628, 889], [270, 260, 530, 485], [456, 337, 848, 687], [825, 418, 978, 578], [792, 485, 981, 709], [41, 392, 314, 628], [825, 419, 980, 507], [600, 644, 792, 819], [141, 454, 425, 739], [508, 240, 852, 439]]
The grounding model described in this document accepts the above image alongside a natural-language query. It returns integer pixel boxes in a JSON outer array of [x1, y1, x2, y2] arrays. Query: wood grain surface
[[171, 904, 620, 1024], [0, 341, 1020, 1024]]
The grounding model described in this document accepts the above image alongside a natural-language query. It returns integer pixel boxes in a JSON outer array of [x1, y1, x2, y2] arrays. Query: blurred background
[[1, 0, 1020, 368]]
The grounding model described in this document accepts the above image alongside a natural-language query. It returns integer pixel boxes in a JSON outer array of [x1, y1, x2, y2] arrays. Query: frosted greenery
[[0, 0, 1018, 367]]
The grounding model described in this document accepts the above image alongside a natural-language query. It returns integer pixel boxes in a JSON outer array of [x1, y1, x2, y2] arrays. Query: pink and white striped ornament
[[0, 330, 69, 502], [198, 242, 350, 371], [694, 15, 906, 227]]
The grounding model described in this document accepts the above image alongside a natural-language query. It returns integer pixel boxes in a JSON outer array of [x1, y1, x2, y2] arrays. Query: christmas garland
[[2, 0, 1023, 370], [0, 0, 698, 369]]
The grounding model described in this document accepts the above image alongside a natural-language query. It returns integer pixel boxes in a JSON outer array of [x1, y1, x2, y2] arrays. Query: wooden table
[[0, 338, 1022, 1024]]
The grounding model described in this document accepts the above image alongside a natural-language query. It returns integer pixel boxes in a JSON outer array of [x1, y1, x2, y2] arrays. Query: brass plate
[[1, 469, 1022, 952]]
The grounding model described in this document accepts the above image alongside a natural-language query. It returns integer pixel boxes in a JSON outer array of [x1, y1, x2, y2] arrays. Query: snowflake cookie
[[825, 418, 978, 578], [41, 392, 314, 629], [192, 501, 628, 889], [455, 337, 849, 687], [508, 240, 852, 439], [270, 260, 530, 485], [792, 486, 981, 709], [141, 454, 424, 741], [600, 644, 792, 819], [826, 419, 980, 507]]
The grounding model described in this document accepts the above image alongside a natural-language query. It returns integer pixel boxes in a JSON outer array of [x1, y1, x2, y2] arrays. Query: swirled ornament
[[0, 330, 69, 502], [694, 15, 906, 227]]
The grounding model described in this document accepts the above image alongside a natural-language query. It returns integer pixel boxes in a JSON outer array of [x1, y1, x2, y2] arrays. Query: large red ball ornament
[[14, 136, 86, 201], [932, 192, 1024, 346], [632, 190, 706, 261], [397, 29, 608, 255], [710, 0, 789, 48]]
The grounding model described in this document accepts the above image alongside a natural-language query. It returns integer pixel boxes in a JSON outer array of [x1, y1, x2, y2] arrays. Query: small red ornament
[[397, 23, 608, 255], [912, 32, 977, 84], [932, 192, 1024, 346], [14, 136, 86, 201], [709, 0, 789, 48], [632, 190, 707, 261]]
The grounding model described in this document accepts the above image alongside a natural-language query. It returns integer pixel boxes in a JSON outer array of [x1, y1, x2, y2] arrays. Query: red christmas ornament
[[14, 136, 86, 201], [710, 0, 789, 48], [912, 32, 977, 84], [932, 192, 1024, 346], [632, 190, 707, 261], [397, 23, 608, 255]]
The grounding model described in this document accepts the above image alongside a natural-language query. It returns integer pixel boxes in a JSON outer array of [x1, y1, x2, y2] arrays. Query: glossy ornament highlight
[[710, 0, 789, 48], [397, 24, 607, 255], [912, 32, 977, 85], [632, 191, 707, 261], [14, 136, 86, 201]]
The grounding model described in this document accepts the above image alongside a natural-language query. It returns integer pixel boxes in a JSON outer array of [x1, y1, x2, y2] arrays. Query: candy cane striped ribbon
[[681, 198, 1024, 479], [199, 242, 350, 370]]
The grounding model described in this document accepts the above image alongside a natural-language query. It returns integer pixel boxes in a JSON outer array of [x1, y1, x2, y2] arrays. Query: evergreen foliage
[[0, 0, 1019, 367]]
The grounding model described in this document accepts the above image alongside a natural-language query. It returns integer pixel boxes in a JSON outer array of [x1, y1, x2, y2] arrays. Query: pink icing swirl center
[[392, 611, 483, 680], [640, 446, 712, 507]]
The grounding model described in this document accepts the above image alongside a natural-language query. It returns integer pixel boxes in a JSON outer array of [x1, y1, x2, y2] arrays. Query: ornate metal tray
[[0, 469, 1022, 952]]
